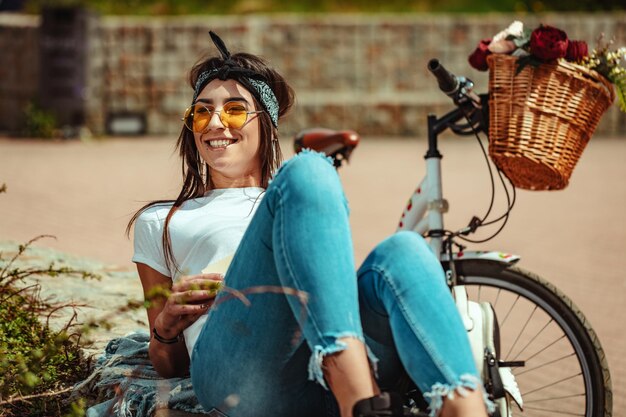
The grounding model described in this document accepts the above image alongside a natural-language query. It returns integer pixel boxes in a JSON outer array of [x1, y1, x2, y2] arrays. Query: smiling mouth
[[205, 138, 237, 149]]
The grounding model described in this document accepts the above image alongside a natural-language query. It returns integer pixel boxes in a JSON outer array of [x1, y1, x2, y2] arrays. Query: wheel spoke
[[516, 352, 577, 376], [511, 317, 553, 362], [522, 372, 582, 397], [522, 405, 585, 416], [500, 293, 520, 326], [524, 334, 566, 363], [524, 392, 585, 403], [505, 304, 538, 359], [493, 287, 500, 308]]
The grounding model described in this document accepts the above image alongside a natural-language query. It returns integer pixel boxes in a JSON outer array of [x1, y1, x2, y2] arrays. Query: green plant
[[22, 102, 58, 139], [0, 236, 100, 417], [0, 184, 153, 416], [581, 42, 626, 112], [22, 0, 624, 14]]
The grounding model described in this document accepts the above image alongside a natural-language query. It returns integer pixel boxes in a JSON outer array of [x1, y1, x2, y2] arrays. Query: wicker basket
[[487, 54, 615, 190]]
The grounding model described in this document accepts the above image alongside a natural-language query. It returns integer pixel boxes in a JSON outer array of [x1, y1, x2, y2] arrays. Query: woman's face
[[194, 78, 262, 189]]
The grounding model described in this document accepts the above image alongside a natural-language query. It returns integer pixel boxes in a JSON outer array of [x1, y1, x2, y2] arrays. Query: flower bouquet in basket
[[468, 21, 626, 190]]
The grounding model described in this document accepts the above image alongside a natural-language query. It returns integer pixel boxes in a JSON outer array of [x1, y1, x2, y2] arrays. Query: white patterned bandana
[[192, 31, 280, 128]]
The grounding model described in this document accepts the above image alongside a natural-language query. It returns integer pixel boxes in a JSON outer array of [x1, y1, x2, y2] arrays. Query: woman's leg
[[357, 232, 492, 417], [191, 151, 375, 417]]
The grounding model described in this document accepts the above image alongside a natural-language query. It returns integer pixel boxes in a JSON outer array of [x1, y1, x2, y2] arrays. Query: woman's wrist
[[152, 326, 182, 344]]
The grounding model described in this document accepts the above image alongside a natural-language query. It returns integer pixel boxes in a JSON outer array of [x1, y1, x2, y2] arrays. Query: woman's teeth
[[208, 139, 234, 148]]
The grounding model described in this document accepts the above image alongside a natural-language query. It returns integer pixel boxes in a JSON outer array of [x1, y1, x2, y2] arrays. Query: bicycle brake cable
[[452, 109, 517, 244], [480, 161, 517, 227]]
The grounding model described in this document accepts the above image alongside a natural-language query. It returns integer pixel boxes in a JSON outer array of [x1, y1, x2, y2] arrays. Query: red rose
[[468, 38, 492, 71], [530, 25, 569, 61], [565, 40, 588, 62]]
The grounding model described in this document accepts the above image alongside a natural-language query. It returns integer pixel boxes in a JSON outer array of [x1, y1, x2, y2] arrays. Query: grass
[[0, 234, 100, 417]]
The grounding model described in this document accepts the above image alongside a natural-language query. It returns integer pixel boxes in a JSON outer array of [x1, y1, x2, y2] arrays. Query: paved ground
[[1, 134, 624, 412]]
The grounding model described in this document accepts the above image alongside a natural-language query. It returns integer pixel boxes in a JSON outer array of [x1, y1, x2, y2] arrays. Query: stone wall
[[1, 12, 625, 137]]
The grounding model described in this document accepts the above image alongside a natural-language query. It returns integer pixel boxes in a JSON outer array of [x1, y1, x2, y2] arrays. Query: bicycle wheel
[[448, 259, 611, 417]]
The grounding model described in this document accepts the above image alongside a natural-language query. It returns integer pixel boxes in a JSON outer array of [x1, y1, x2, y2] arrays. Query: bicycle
[[293, 59, 612, 417]]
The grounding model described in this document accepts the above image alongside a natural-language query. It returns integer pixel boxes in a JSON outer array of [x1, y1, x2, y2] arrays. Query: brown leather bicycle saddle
[[293, 128, 360, 167]]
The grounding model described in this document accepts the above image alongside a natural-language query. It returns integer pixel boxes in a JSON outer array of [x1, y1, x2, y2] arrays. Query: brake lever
[[453, 77, 482, 109]]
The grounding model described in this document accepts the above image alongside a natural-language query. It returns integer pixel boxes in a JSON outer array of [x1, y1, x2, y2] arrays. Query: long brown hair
[[127, 51, 295, 275]]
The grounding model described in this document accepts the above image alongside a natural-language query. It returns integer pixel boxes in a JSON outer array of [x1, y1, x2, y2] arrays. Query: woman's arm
[[136, 263, 222, 378]]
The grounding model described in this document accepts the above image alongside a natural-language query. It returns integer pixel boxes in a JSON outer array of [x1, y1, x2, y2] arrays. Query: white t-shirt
[[132, 187, 265, 357]]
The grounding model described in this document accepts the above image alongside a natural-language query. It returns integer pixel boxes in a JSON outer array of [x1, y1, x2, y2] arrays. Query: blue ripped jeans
[[190, 151, 482, 417]]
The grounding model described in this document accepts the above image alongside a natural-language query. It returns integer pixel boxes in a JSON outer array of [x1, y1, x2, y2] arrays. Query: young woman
[[129, 31, 492, 417]]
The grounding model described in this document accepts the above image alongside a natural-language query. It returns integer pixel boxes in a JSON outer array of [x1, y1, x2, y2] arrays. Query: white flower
[[493, 21, 524, 43], [488, 39, 517, 54]]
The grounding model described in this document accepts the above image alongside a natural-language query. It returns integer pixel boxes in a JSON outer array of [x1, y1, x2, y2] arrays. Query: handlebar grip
[[428, 59, 459, 96]]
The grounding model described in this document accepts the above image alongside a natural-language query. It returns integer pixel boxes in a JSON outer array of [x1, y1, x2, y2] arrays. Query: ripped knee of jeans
[[307, 334, 379, 390], [423, 374, 495, 417], [271, 148, 335, 183]]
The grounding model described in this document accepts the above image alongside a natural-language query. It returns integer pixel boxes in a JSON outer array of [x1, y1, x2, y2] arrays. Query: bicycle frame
[[396, 108, 469, 257], [395, 100, 520, 265], [395, 136, 445, 257]]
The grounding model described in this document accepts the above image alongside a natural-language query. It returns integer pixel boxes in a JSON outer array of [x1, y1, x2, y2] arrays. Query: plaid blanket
[[71, 331, 207, 417]]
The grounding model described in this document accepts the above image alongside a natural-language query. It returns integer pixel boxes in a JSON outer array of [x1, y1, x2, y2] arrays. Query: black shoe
[[352, 392, 404, 417]]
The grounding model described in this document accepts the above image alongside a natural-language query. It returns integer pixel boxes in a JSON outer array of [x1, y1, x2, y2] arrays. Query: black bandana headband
[[192, 31, 280, 128]]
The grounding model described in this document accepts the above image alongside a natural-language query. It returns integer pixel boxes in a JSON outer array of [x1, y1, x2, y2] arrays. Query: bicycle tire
[[446, 259, 611, 417]]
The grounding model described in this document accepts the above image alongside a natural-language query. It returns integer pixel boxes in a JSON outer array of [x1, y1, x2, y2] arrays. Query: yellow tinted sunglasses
[[182, 102, 263, 132]]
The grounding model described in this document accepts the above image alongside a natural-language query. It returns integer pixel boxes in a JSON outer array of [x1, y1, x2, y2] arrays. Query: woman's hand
[[153, 273, 224, 339], [136, 265, 222, 378]]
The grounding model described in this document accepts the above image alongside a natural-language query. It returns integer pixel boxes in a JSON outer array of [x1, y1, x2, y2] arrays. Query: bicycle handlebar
[[428, 58, 482, 107], [428, 59, 459, 97]]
